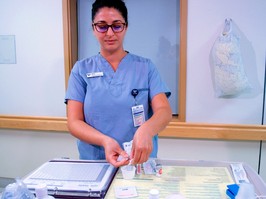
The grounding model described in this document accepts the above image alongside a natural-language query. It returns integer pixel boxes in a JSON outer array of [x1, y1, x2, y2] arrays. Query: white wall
[[0, 129, 78, 178], [184, 0, 266, 182], [0, 0, 265, 184], [186, 0, 266, 124], [0, 0, 66, 117]]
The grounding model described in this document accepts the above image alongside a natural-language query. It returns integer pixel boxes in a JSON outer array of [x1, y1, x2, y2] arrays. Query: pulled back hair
[[92, 0, 128, 26]]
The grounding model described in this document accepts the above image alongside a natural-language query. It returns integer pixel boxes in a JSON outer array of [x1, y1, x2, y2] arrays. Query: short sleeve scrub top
[[65, 53, 171, 160]]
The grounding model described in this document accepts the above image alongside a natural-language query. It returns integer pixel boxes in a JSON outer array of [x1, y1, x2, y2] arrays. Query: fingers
[[120, 150, 129, 158], [106, 139, 152, 167], [115, 151, 130, 166], [116, 151, 129, 161], [111, 157, 129, 167], [105, 145, 130, 167], [131, 146, 151, 165]]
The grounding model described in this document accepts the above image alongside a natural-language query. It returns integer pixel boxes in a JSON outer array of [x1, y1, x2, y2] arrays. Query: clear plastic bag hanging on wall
[[210, 18, 252, 98]]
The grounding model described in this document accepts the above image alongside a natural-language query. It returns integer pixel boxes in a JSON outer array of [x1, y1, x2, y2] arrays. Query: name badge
[[131, 104, 145, 127], [86, 72, 104, 78]]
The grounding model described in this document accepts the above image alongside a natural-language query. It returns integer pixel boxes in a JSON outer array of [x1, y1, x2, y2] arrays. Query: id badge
[[131, 104, 145, 127]]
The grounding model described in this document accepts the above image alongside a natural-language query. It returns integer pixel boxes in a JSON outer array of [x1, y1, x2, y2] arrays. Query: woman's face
[[93, 7, 127, 54]]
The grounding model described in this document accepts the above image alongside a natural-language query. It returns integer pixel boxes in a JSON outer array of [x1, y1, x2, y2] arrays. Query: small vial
[[149, 189, 159, 199], [35, 183, 55, 199]]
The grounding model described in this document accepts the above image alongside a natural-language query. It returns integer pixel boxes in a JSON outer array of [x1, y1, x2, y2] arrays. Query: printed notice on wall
[[0, 35, 16, 64]]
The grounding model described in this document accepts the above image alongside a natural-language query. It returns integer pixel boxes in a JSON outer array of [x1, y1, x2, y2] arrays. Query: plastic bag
[[210, 18, 251, 97], [1, 178, 35, 199]]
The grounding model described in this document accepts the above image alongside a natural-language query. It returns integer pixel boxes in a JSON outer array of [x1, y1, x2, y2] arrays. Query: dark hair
[[92, 0, 128, 26]]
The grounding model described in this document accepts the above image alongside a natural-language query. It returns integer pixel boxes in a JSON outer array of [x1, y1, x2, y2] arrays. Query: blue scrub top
[[65, 53, 171, 160]]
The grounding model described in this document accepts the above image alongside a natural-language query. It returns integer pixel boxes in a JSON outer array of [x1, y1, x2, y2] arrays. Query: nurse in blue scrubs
[[65, 0, 172, 167]]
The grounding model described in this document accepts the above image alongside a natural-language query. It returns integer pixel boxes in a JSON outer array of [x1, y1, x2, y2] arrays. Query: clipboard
[[23, 159, 118, 198]]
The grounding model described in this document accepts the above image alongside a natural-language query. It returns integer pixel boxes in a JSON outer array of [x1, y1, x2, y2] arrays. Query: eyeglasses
[[92, 21, 126, 33]]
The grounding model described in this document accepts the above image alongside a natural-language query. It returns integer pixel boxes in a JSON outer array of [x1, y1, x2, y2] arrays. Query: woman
[[65, 0, 172, 167]]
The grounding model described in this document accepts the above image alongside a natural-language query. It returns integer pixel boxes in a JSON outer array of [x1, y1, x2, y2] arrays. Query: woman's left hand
[[131, 125, 153, 164]]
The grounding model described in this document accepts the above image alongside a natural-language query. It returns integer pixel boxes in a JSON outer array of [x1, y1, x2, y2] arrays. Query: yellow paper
[[105, 165, 234, 199]]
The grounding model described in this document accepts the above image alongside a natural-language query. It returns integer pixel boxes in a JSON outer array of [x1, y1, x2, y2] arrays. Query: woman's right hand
[[103, 137, 130, 167], [67, 100, 130, 167]]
